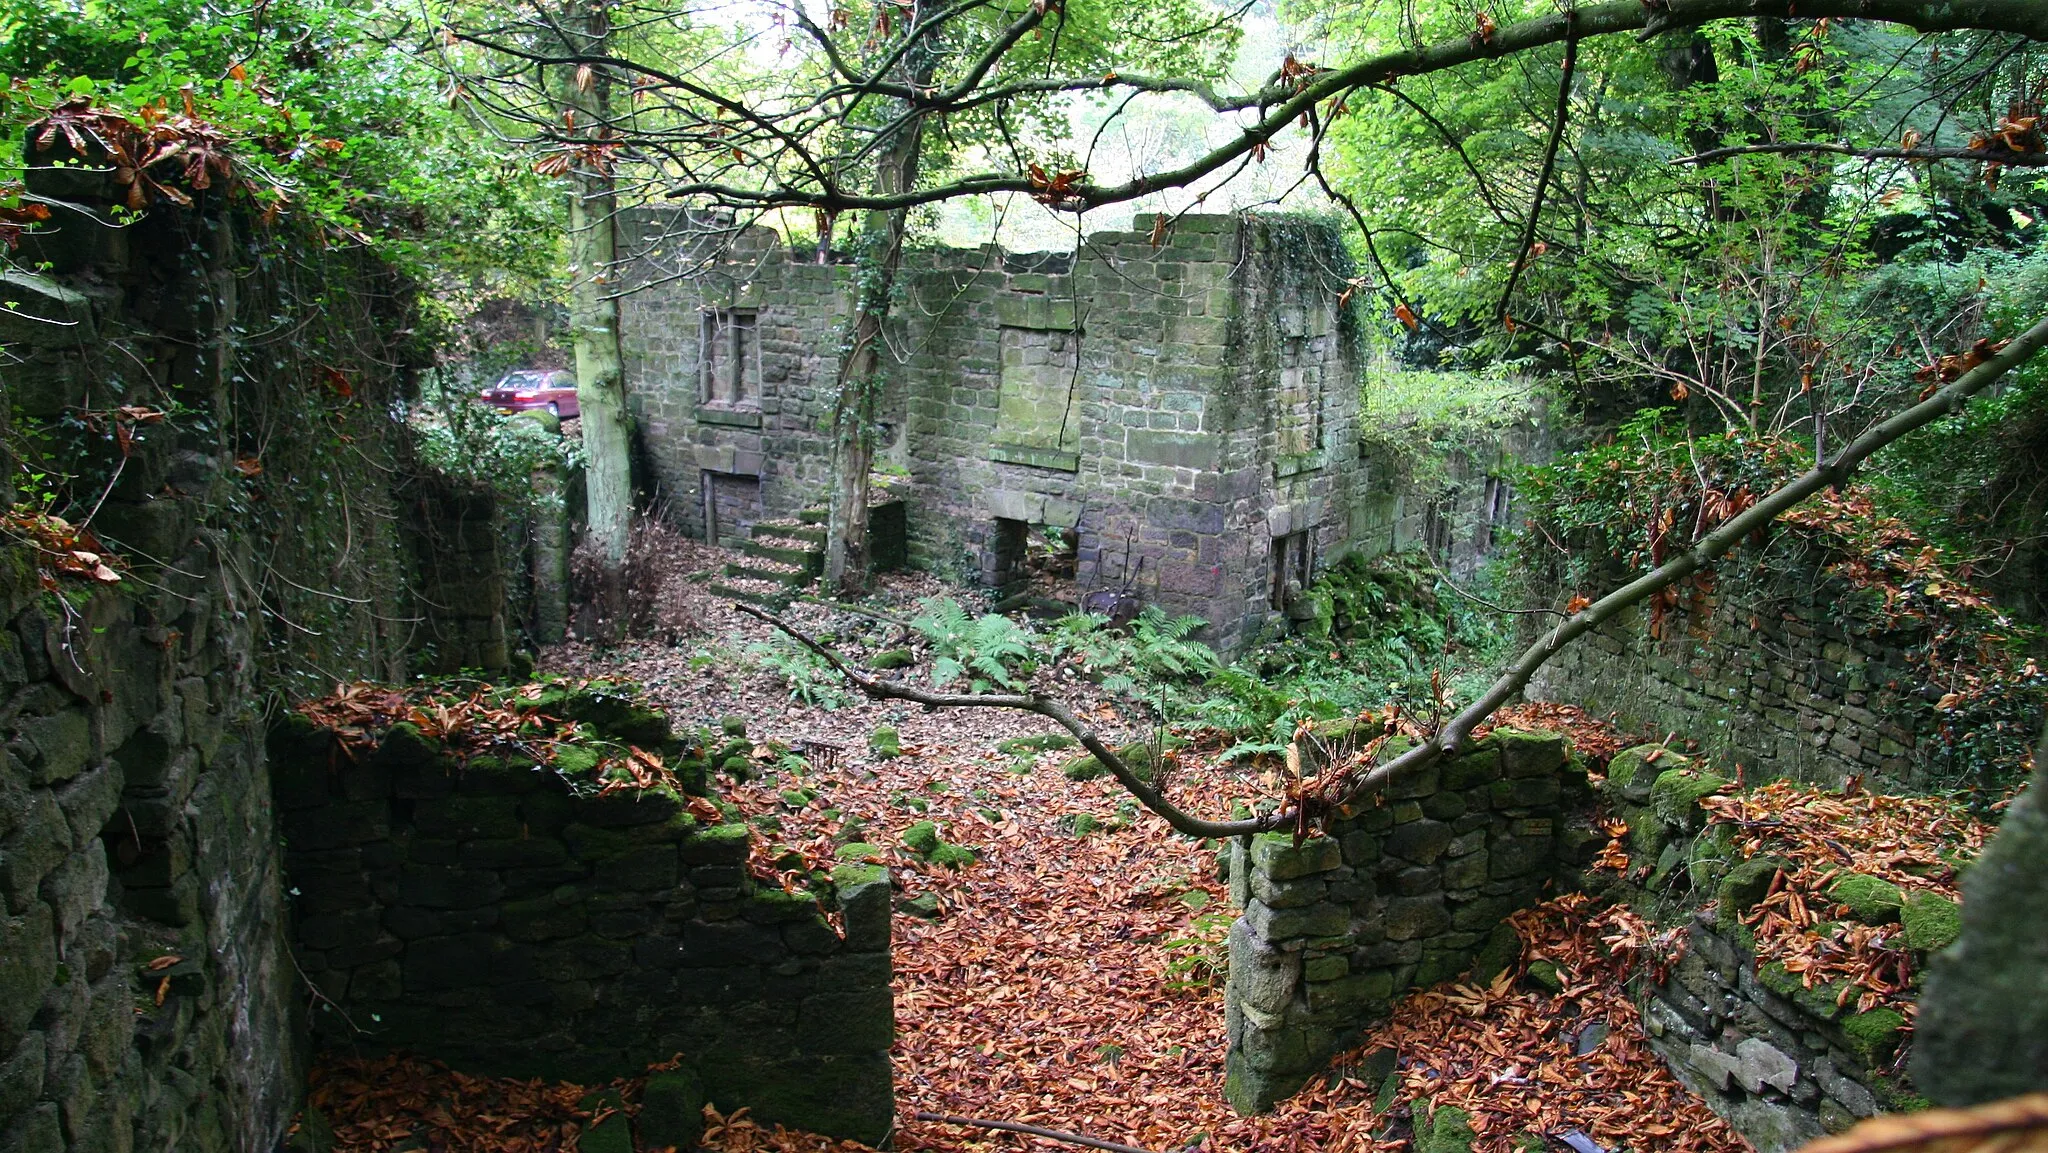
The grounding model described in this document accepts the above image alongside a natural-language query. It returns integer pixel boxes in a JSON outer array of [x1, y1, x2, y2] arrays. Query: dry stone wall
[[1582, 746, 1941, 1152], [1221, 730, 1593, 1112], [1529, 565, 1957, 789], [618, 213, 1366, 652], [269, 718, 897, 1145], [2, 176, 429, 1152]]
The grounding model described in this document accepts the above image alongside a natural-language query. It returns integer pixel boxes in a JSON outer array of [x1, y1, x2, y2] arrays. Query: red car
[[480, 369, 579, 418]]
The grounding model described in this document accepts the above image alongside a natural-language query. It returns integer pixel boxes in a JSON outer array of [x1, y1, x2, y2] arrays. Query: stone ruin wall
[[1528, 563, 1965, 789], [618, 212, 1367, 652], [269, 719, 896, 1145], [1222, 731, 1943, 1153], [1221, 730, 1589, 1112]]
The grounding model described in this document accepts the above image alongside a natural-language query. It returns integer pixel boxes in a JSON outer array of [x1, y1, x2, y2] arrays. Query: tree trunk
[[821, 10, 934, 598], [563, 0, 632, 636]]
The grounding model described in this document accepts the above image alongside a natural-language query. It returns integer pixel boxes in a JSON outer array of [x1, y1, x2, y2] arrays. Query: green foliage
[[911, 596, 1035, 691], [0, 0, 559, 286], [1049, 606, 1220, 695], [409, 399, 580, 516], [1161, 910, 1233, 993], [744, 636, 853, 710]]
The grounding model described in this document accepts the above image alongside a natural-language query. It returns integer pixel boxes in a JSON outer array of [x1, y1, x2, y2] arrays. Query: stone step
[[741, 537, 824, 570], [796, 507, 829, 525], [709, 579, 794, 611], [754, 519, 827, 545], [724, 557, 814, 588]]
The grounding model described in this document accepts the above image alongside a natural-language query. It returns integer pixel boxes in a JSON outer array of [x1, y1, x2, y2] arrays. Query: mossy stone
[[928, 843, 976, 870], [868, 727, 902, 759], [1649, 767, 1731, 830], [1470, 922, 1521, 984], [1843, 1008, 1908, 1066], [1526, 960, 1563, 993], [552, 745, 602, 777], [637, 1069, 706, 1151], [870, 648, 915, 670], [898, 892, 942, 919], [721, 715, 748, 736], [1606, 745, 1685, 803], [1901, 891, 1961, 953], [900, 821, 940, 856], [1716, 855, 1792, 932], [1829, 873, 1904, 924], [835, 843, 883, 861], [377, 721, 443, 768], [1418, 1103, 1477, 1153]]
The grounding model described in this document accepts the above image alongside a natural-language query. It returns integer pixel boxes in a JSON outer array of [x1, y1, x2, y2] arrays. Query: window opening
[[1269, 530, 1313, 610], [700, 309, 759, 407]]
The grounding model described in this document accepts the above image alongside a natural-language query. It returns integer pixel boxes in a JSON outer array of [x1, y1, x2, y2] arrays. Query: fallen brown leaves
[[312, 560, 1749, 1153], [1332, 894, 1744, 1153], [310, 1053, 598, 1152], [3, 507, 123, 586], [1701, 783, 1989, 1019]]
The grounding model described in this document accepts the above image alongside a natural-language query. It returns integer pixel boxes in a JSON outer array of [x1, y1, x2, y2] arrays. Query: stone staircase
[[710, 507, 827, 610]]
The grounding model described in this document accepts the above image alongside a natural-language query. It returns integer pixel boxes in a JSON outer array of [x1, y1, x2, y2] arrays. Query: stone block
[[798, 987, 894, 1053], [1250, 871, 1327, 909], [1244, 898, 1349, 943], [1383, 820, 1452, 865], [1736, 1037, 1800, 1094], [1494, 730, 1566, 778], [1229, 919, 1299, 1014], [16, 713, 89, 785], [1303, 968, 1395, 1015], [1488, 776, 1560, 809], [1, 794, 72, 912], [0, 903, 57, 1046], [1383, 895, 1450, 941], [502, 895, 589, 942], [53, 764, 121, 848], [1441, 850, 1489, 891], [638, 1069, 707, 1151], [1249, 832, 1342, 881], [412, 795, 524, 841]]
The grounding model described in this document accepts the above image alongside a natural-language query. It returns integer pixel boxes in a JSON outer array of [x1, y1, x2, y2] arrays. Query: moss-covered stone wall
[[269, 717, 896, 1145], [1584, 748, 1932, 1152], [1527, 563, 1966, 789], [4, 171, 429, 1151], [1221, 730, 1590, 1112]]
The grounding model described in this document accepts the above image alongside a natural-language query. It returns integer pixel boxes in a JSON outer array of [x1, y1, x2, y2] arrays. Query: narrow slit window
[[700, 309, 759, 407]]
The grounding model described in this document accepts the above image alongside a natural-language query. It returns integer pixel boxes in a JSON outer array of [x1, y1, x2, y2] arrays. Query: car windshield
[[492, 372, 550, 391]]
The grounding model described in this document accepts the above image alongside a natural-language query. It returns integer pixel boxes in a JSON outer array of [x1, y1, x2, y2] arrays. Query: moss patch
[[1649, 767, 1732, 829], [1828, 873, 1904, 924], [1901, 890, 1961, 952], [1842, 1007, 1908, 1066]]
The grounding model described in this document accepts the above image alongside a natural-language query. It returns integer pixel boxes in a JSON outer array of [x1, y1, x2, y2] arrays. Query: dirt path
[[540, 551, 1750, 1153]]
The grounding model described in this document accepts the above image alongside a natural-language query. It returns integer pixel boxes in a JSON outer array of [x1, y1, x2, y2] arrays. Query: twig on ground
[[729, 601, 1290, 839], [912, 1111, 1161, 1153]]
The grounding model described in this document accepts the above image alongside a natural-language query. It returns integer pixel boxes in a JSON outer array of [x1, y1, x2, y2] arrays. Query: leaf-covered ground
[[306, 551, 1767, 1152]]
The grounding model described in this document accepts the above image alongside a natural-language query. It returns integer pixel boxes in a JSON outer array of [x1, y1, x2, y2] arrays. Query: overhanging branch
[[731, 603, 1288, 839]]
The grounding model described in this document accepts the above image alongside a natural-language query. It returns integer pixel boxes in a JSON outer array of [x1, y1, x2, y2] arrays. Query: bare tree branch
[[1669, 141, 2048, 167], [1330, 312, 2048, 814], [730, 602, 1289, 839]]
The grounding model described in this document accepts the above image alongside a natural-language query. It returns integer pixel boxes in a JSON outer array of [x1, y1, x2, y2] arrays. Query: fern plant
[[745, 638, 853, 709], [1049, 606, 1218, 696], [910, 597, 1035, 691]]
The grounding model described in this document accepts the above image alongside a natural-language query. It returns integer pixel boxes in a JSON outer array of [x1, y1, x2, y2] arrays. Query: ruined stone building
[[617, 210, 1503, 650]]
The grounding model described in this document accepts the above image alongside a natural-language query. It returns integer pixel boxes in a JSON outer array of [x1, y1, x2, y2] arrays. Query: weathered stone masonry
[[1221, 730, 1587, 1113], [618, 213, 1367, 651], [1529, 563, 1961, 788], [269, 718, 897, 1145]]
